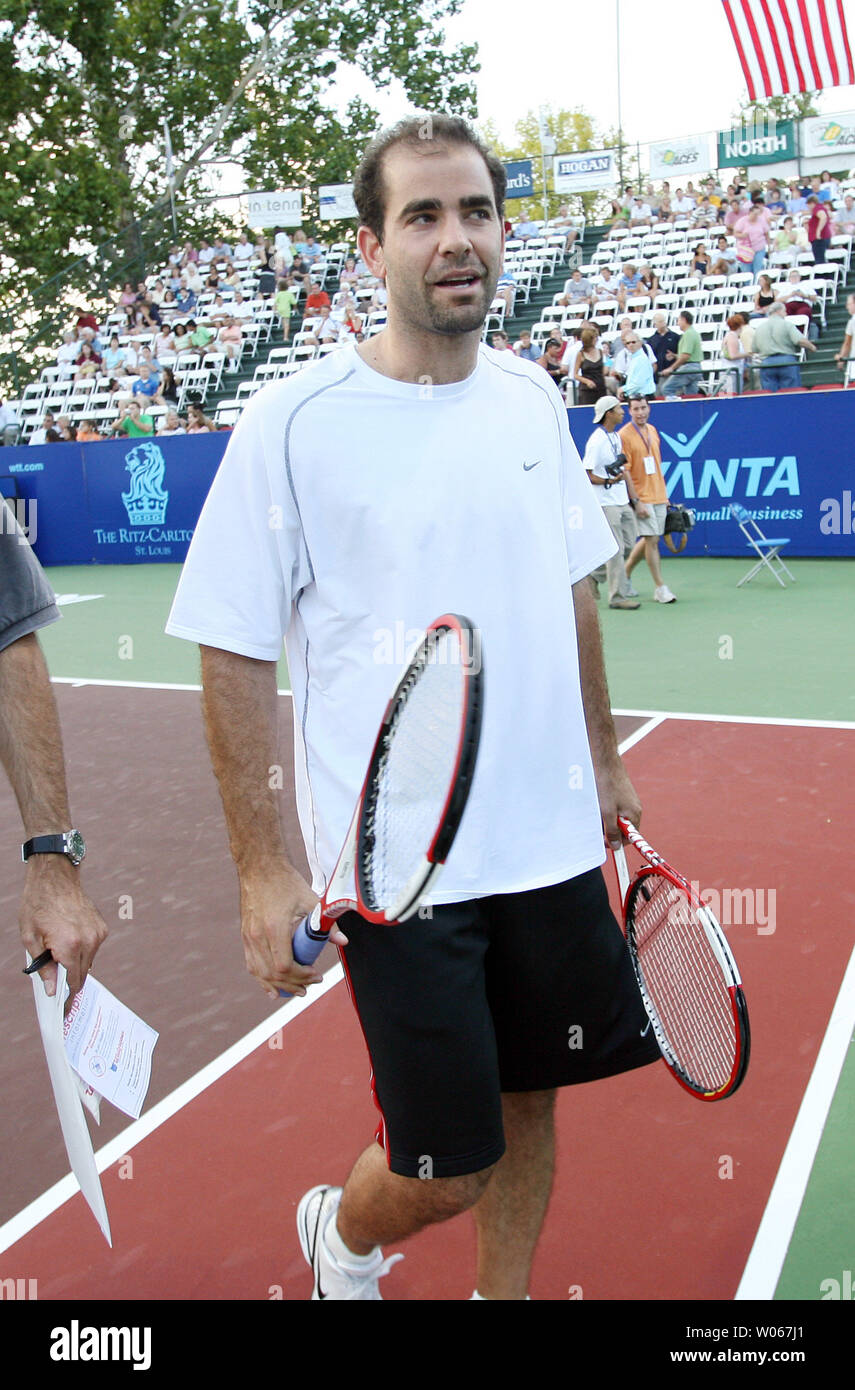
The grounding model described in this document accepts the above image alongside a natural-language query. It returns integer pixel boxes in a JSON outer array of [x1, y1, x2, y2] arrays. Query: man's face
[[789, 271, 800, 284], [629, 397, 650, 427], [678, 316, 688, 332], [357, 141, 503, 338], [604, 405, 623, 430], [653, 316, 666, 334]]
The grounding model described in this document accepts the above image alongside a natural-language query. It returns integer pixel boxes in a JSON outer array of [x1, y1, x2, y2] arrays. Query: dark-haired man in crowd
[[659, 310, 704, 397]]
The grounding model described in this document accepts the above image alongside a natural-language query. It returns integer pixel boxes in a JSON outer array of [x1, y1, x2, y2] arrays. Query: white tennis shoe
[[654, 585, 677, 603], [297, 1185, 403, 1300]]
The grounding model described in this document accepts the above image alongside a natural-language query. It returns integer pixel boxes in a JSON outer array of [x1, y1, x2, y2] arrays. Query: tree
[[480, 106, 600, 223], [731, 91, 821, 128], [0, 0, 479, 388]]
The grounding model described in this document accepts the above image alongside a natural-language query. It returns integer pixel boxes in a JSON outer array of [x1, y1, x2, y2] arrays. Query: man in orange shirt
[[619, 396, 676, 604]]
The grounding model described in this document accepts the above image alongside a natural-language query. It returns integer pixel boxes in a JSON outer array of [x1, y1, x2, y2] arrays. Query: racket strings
[[630, 874, 736, 1093], [362, 629, 465, 909]]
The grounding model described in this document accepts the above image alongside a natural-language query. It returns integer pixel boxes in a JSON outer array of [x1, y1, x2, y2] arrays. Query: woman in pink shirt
[[734, 203, 771, 275]]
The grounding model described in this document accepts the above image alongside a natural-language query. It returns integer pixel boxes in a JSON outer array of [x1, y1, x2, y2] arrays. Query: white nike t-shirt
[[166, 344, 618, 901]]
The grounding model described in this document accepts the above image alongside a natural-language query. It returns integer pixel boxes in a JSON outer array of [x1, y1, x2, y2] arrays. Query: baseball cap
[[593, 395, 622, 423]]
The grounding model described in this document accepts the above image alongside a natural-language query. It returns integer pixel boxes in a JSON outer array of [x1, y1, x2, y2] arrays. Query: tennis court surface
[[1, 559, 853, 1319]]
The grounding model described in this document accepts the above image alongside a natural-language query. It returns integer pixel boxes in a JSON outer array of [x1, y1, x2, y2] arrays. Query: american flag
[[722, 0, 855, 98]]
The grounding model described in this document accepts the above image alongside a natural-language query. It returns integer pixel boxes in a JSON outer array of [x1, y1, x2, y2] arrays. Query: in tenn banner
[[246, 189, 303, 228]]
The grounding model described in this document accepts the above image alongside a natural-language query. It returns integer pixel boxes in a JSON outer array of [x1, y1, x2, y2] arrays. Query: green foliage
[[480, 106, 603, 223], [730, 91, 821, 128], [0, 0, 479, 389]]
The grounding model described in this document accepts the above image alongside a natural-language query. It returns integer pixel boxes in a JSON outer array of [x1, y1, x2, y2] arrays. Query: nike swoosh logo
[[523, 460, 541, 471], [640, 1018, 652, 1038]]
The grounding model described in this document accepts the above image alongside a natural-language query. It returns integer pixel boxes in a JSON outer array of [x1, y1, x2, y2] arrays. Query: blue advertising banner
[[568, 392, 855, 558], [1, 433, 227, 567], [503, 159, 534, 200], [4, 392, 854, 565]]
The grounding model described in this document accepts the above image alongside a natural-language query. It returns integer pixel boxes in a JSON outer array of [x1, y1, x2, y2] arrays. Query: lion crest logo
[[121, 441, 169, 526]]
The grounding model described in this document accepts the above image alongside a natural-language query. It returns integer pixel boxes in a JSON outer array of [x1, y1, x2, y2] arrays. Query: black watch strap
[[22, 831, 85, 866]]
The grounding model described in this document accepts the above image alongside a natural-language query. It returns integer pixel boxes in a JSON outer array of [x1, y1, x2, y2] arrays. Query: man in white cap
[[582, 396, 641, 609]]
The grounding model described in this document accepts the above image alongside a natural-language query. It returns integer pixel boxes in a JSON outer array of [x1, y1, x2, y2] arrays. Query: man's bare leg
[[626, 536, 665, 588], [472, 1089, 557, 1300], [336, 1142, 495, 1253]]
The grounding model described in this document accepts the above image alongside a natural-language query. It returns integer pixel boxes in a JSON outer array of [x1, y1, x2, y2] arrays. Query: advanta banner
[[717, 120, 796, 166], [2, 433, 227, 566], [567, 392, 855, 558], [503, 160, 534, 199], [553, 149, 618, 194], [648, 133, 714, 181], [800, 110, 855, 160]]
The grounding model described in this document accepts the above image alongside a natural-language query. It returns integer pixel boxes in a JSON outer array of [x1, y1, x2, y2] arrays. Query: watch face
[[66, 830, 86, 865]]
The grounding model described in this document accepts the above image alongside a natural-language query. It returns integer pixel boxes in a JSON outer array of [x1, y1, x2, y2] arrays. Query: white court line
[[0, 965, 343, 1255], [613, 708, 855, 731], [735, 943, 855, 1301], [50, 682, 855, 730], [51, 676, 294, 697], [616, 714, 667, 755]]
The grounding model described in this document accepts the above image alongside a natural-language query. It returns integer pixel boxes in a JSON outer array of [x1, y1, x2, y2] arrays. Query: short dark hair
[[680, 309, 694, 325], [353, 114, 506, 243]]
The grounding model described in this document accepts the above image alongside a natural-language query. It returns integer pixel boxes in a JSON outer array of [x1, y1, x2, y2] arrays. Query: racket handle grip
[[277, 907, 329, 999]]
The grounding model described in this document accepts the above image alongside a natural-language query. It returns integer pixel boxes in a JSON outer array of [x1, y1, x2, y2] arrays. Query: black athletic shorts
[[338, 866, 661, 1178]]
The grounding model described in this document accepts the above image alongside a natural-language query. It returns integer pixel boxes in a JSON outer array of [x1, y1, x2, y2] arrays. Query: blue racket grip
[[277, 910, 329, 998]]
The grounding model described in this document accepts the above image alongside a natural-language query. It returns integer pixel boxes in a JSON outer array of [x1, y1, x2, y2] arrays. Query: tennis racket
[[280, 613, 483, 997], [612, 817, 750, 1101]]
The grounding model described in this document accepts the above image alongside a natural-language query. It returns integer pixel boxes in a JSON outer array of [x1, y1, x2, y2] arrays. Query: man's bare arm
[[0, 633, 107, 997], [199, 645, 343, 998], [572, 578, 641, 845]]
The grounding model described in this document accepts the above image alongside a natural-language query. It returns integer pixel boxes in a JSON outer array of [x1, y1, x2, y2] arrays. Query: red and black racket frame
[[615, 817, 751, 1102]]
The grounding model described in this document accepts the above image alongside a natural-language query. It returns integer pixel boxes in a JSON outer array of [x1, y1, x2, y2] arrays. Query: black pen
[[23, 949, 53, 975]]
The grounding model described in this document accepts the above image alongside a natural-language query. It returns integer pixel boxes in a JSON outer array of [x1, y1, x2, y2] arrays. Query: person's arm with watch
[[0, 632, 107, 1000]]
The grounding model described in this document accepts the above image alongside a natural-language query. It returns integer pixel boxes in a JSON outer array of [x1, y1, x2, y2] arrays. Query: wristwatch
[[22, 830, 86, 866]]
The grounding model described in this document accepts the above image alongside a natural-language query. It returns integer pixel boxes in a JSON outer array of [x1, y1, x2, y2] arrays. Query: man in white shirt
[[56, 331, 79, 380], [230, 290, 255, 322], [233, 233, 255, 263], [166, 114, 657, 1303], [582, 396, 640, 609], [28, 411, 56, 445], [629, 196, 652, 226], [592, 265, 618, 302], [833, 195, 855, 236], [672, 188, 695, 217]]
